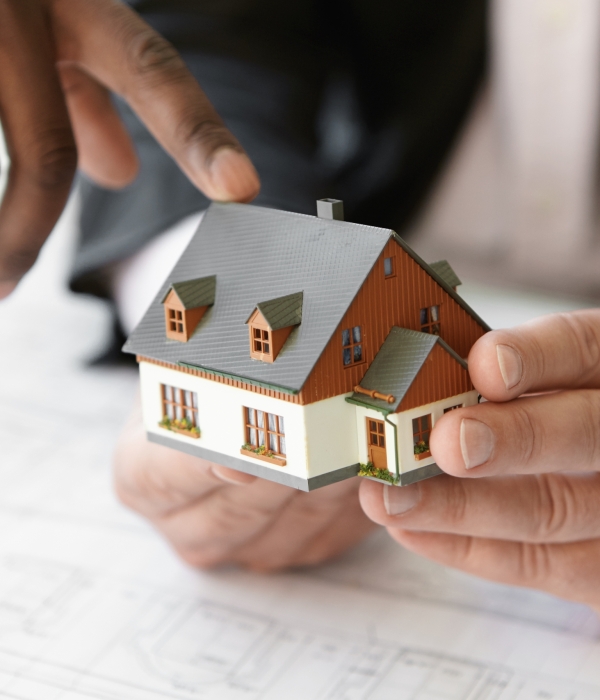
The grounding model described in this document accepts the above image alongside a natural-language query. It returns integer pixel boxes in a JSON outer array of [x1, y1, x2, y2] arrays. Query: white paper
[[0, 205, 599, 699]]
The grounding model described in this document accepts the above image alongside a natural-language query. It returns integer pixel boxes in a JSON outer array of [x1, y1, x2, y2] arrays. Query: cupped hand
[[360, 310, 600, 611], [0, 0, 259, 298], [114, 397, 377, 571]]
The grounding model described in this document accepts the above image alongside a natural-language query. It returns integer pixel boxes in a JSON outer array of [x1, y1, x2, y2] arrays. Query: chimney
[[316, 198, 344, 221]]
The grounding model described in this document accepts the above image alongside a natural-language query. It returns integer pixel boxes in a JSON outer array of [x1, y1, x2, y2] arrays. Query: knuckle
[[561, 313, 600, 382], [517, 542, 552, 582], [577, 392, 600, 467], [195, 500, 276, 542], [531, 475, 574, 541], [439, 479, 469, 526], [510, 403, 542, 467], [176, 118, 228, 150], [126, 31, 184, 83], [22, 130, 78, 190]]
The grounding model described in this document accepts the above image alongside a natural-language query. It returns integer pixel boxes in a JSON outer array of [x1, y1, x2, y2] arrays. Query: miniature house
[[124, 200, 489, 490]]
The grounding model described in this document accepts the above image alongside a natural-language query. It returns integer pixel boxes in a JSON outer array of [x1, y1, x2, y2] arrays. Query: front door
[[367, 419, 387, 470]]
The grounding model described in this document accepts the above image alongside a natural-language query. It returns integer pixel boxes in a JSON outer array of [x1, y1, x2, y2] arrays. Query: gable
[[397, 342, 473, 412], [163, 288, 184, 311], [298, 237, 487, 404]]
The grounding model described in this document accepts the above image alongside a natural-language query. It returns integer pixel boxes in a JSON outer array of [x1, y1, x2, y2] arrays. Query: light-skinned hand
[[360, 310, 600, 612], [0, 0, 260, 298], [114, 397, 377, 571]]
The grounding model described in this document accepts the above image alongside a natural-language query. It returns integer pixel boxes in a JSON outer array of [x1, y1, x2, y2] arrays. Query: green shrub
[[358, 462, 398, 485]]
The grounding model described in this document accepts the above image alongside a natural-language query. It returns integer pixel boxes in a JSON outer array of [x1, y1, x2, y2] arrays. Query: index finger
[[469, 309, 600, 402], [52, 0, 260, 203]]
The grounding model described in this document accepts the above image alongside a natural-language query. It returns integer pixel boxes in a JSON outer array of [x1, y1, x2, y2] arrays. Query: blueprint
[[0, 195, 599, 699]]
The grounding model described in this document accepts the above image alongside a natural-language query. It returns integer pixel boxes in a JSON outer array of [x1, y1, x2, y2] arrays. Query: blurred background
[[413, 0, 600, 298]]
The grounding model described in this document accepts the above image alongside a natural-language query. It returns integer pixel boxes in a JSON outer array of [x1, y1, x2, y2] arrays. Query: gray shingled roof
[[162, 275, 216, 309], [347, 327, 468, 413], [249, 291, 303, 330], [124, 203, 393, 391], [429, 260, 462, 289]]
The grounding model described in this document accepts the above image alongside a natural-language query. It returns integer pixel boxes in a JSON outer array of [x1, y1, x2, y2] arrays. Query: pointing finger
[[53, 0, 260, 202]]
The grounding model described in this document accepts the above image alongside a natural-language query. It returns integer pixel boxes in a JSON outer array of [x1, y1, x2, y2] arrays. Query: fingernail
[[383, 484, 420, 515], [208, 148, 260, 202], [460, 418, 495, 469], [496, 344, 522, 390], [0, 281, 16, 300]]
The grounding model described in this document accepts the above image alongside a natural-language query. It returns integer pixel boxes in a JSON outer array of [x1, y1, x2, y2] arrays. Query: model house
[[124, 200, 490, 490]]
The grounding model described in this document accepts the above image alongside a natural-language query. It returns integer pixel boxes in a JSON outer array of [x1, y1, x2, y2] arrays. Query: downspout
[[383, 413, 400, 482]]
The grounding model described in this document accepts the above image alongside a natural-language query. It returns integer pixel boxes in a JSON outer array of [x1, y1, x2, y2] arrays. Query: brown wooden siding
[[137, 356, 301, 404], [397, 343, 474, 413], [298, 238, 486, 405]]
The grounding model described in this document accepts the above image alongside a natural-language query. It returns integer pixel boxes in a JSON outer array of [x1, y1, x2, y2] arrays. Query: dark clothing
[[72, 0, 487, 296]]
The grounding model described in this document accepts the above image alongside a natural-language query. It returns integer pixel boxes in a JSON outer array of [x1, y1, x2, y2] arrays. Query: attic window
[[342, 326, 363, 366], [252, 326, 272, 359], [420, 306, 440, 335], [162, 276, 216, 343], [384, 256, 395, 278], [168, 308, 185, 337], [246, 291, 303, 363]]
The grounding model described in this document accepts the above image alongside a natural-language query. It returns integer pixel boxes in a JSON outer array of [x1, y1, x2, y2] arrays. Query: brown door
[[367, 419, 387, 470]]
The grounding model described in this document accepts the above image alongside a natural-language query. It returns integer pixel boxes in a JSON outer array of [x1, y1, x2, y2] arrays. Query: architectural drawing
[[0, 555, 597, 700]]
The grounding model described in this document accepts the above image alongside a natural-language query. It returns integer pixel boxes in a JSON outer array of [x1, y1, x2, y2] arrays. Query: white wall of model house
[[354, 389, 479, 476], [139, 362, 361, 481], [140, 361, 479, 481]]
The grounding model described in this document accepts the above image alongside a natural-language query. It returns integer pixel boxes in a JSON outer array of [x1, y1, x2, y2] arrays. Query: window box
[[159, 417, 200, 439], [240, 445, 287, 467], [414, 450, 432, 461]]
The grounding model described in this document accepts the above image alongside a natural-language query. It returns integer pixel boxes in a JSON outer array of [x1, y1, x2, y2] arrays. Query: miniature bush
[[242, 443, 277, 459], [413, 440, 430, 455], [160, 415, 200, 436], [358, 462, 398, 485]]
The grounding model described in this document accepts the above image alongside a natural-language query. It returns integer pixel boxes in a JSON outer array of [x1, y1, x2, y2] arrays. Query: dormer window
[[246, 291, 303, 363], [252, 326, 272, 360], [167, 308, 185, 338], [162, 276, 216, 342]]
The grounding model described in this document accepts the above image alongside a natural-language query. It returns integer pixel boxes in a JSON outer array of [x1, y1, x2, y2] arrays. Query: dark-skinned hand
[[360, 310, 600, 612], [0, 0, 260, 298]]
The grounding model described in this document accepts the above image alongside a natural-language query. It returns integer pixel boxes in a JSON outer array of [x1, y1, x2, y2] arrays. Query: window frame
[[342, 325, 364, 367], [244, 407, 286, 457], [420, 305, 441, 335], [250, 324, 273, 360], [443, 404, 463, 414], [367, 419, 386, 449], [161, 384, 198, 427], [412, 414, 432, 449], [165, 305, 187, 340], [383, 256, 395, 279]]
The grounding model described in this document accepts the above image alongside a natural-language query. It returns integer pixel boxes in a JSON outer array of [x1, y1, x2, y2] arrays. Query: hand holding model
[[0, 0, 259, 299], [114, 399, 377, 570], [360, 310, 600, 612]]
